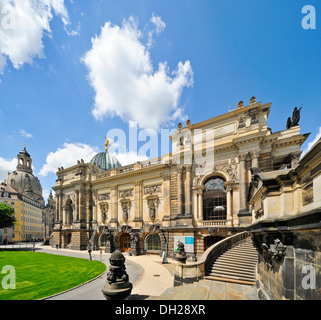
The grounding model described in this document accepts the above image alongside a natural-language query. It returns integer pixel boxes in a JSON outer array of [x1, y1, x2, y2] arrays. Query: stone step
[[210, 265, 256, 276], [224, 247, 257, 254], [222, 252, 258, 260], [228, 247, 257, 253], [207, 271, 255, 282], [204, 275, 255, 286], [215, 256, 257, 266], [211, 261, 257, 271]]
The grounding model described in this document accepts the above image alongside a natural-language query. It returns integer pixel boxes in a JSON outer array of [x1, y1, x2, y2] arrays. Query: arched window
[[203, 177, 227, 221], [144, 233, 161, 251]]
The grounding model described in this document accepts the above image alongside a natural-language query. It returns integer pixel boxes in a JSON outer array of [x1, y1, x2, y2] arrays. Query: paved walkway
[[4, 244, 258, 300], [35, 245, 174, 300]]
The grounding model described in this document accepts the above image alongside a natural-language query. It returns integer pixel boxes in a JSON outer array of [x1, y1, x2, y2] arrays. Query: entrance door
[[120, 233, 131, 252]]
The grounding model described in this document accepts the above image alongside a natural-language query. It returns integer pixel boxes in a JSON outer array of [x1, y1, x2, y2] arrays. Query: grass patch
[[0, 251, 106, 300]]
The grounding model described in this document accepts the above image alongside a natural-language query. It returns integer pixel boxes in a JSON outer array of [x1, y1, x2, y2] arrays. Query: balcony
[[202, 219, 232, 227]]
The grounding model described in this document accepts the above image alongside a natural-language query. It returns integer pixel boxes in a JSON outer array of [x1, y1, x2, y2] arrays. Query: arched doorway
[[203, 177, 227, 221], [120, 233, 131, 252], [144, 233, 161, 252], [204, 236, 224, 251]]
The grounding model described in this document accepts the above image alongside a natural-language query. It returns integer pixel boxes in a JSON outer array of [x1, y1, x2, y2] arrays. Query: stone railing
[[174, 231, 251, 286], [202, 220, 227, 227]]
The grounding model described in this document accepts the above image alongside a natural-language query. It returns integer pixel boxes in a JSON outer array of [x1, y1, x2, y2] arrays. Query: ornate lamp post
[[102, 250, 133, 300]]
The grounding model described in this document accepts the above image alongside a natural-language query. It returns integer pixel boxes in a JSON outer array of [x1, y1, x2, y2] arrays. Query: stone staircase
[[204, 238, 258, 286]]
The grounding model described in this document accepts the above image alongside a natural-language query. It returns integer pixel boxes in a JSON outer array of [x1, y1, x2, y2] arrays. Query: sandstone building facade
[[50, 97, 309, 258]]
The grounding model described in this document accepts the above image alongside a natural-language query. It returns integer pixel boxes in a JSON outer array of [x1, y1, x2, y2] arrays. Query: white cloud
[[0, 156, 16, 183], [150, 13, 166, 34], [302, 126, 321, 157], [0, 0, 70, 73], [82, 16, 193, 132], [38, 140, 153, 177], [39, 142, 99, 176], [114, 151, 149, 167], [20, 129, 33, 139]]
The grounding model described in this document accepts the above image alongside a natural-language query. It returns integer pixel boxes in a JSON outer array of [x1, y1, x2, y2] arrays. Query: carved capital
[[110, 185, 118, 191], [161, 173, 172, 181], [177, 166, 184, 174], [133, 180, 142, 187], [251, 149, 261, 159], [238, 152, 249, 162], [185, 164, 193, 172]]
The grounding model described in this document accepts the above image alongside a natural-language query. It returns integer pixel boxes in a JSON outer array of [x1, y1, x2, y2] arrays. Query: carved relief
[[261, 239, 286, 269], [215, 163, 239, 182], [120, 189, 133, 198], [98, 193, 110, 201], [144, 185, 162, 195]]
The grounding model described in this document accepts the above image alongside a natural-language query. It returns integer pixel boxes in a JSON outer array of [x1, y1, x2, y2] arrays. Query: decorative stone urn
[[102, 250, 133, 300], [175, 241, 187, 264]]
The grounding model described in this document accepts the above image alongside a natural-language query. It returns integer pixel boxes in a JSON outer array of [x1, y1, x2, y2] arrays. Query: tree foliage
[[0, 203, 16, 229]]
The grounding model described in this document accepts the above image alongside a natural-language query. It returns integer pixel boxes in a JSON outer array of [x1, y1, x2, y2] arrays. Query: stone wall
[[249, 210, 321, 300]]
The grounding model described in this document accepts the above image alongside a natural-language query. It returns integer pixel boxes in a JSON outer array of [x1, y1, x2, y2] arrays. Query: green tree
[[0, 203, 16, 229]]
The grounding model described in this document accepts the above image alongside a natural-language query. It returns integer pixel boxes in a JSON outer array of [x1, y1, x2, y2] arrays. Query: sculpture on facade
[[286, 106, 302, 129]]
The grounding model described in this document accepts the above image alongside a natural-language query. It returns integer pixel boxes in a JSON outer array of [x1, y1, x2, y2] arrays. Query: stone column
[[62, 206, 66, 225], [226, 184, 233, 225], [110, 185, 118, 225], [92, 190, 98, 229], [197, 188, 203, 221], [79, 186, 85, 227], [251, 149, 260, 169], [192, 189, 198, 220], [85, 189, 92, 226], [238, 152, 249, 215], [75, 190, 79, 221], [185, 165, 192, 217], [177, 166, 184, 216], [162, 173, 172, 225], [55, 194, 60, 222], [133, 180, 142, 223]]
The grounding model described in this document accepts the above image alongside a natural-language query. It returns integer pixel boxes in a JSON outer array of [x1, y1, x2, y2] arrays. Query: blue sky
[[0, 0, 320, 201]]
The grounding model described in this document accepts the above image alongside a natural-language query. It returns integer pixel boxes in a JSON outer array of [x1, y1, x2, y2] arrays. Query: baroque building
[[50, 97, 309, 258], [1, 145, 55, 242]]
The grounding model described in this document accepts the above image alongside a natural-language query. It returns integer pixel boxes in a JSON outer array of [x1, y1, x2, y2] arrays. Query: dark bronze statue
[[292, 106, 302, 127], [286, 106, 302, 129]]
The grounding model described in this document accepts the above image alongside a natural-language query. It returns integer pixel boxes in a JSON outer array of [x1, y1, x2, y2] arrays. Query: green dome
[[90, 151, 122, 171]]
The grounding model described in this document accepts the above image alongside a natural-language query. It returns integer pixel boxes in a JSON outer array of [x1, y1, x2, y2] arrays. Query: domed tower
[[16, 144, 33, 173], [5, 145, 44, 207], [90, 138, 122, 171]]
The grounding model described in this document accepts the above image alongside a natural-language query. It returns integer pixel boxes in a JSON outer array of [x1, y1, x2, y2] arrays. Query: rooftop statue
[[286, 106, 302, 129]]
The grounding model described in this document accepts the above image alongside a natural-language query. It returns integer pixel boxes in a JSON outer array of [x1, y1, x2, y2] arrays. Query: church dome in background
[[4, 145, 44, 206], [90, 138, 122, 171]]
